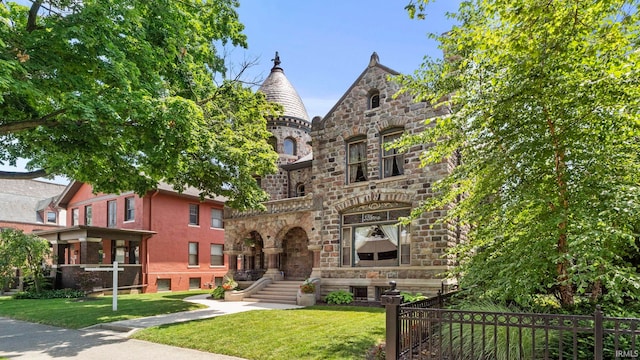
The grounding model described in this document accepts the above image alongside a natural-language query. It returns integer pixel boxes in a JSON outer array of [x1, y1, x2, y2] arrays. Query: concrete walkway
[[0, 294, 302, 359]]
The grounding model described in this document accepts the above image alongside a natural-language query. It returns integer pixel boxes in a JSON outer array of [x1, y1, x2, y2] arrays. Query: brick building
[[36, 181, 227, 293], [224, 53, 460, 301]]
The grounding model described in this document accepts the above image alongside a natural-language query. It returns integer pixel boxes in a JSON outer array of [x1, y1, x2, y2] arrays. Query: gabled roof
[[315, 52, 400, 126]]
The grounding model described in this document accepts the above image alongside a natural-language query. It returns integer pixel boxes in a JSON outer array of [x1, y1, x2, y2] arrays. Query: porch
[[35, 226, 155, 291]]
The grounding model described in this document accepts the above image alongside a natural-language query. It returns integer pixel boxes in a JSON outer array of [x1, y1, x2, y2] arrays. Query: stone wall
[[261, 118, 312, 201], [309, 61, 459, 293]]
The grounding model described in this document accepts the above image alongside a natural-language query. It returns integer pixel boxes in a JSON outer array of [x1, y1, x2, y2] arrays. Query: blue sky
[[2, 0, 461, 177], [226, 0, 461, 118]]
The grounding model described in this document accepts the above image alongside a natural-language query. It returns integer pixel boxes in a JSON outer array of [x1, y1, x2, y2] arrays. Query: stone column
[[308, 244, 322, 279], [263, 247, 284, 281], [224, 250, 241, 279]]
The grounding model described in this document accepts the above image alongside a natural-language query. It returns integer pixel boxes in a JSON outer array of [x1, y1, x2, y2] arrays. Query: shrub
[[211, 286, 226, 299], [400, 291, 427, 303], [440, 302, 550, 360], [13, 288, 85, 299], [325, 290, 353, 305]]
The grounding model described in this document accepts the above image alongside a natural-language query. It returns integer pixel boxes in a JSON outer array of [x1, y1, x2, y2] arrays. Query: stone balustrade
[[226, 193, 315, 219]]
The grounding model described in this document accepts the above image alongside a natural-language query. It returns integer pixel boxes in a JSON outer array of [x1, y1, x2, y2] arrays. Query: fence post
[[381, 281, 403, 360], [594, 305, 603, 360]]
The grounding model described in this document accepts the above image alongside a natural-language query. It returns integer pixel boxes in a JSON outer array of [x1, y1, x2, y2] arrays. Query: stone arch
[[376, 120, 406, 134], [279, 226, 312, 281], [341, 126, 368, 141]]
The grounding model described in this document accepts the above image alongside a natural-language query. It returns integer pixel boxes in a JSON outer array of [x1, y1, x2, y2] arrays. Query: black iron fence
[[382, 282, 640, 360]]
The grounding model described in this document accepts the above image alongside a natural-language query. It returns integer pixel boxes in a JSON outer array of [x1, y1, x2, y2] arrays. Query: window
[[84, 205, 92, 226], [210, 244, 224, 266], [107, 200, 117, 228], [369, 90, 380, 109], [124, 197, 135, 221], [71, 208, 79, 226], [268, 136, 277, 151], [296, 183, 305, 197], [351, 286, 368, 301], [189, 278, 201, 289], [341, 208, 411, 267], [46, 211, 57, 224], [347, 139, 368, 183], [189, 204, 199, 225], [157, 279, 171, 291], [210, 208, 223, 229], [382, 131, 404, 178], [283, 138, 296, 155], [188, 242, 199, 266]]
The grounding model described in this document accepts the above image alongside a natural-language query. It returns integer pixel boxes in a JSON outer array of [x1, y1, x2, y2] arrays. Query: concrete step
[[242, 280, 300, 305]]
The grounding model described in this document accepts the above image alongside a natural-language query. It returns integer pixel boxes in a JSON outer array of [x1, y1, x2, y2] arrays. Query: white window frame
[[188, 242, 199, 266], [210, 244, 224, 266], [189, 204, 199, 226], [210, 208, 223, 229], [124, 197, 135, 222]]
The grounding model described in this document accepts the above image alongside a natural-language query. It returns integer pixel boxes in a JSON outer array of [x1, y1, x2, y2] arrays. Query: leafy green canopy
[[0, 228, 51, 293], [399, 0, 640, 306], [0, 1, 279, 210]]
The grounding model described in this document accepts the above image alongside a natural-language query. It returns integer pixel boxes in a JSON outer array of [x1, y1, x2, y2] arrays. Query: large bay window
[[341, 207, 411, 267]]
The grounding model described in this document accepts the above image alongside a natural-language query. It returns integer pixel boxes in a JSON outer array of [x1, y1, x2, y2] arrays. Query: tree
[[0, 1, 279, 210], [399, 0, 640, 307], [0, 228, 51, 293]]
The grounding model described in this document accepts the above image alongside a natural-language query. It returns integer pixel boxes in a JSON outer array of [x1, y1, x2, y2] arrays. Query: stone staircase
[[243, 280, 300, 305]]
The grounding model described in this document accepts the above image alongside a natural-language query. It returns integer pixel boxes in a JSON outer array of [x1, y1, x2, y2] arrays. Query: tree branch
[[0, 109, 66, 134], [27, 0, 44, 32], [0, 169, 48, 179]]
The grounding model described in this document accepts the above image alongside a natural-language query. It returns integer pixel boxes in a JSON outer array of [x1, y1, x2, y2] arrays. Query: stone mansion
[[223, 52, 460, 301]]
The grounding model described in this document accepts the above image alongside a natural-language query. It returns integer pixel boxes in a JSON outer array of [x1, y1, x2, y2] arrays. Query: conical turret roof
[[258, 52, 310, 122]]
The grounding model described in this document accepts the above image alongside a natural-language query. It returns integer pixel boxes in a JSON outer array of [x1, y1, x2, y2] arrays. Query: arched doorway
[[280, 227, 312, 280], [237, 231, 265, 280]]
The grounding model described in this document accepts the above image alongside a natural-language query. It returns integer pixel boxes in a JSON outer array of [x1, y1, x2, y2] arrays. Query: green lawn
[[0, 293, 387, 359], [132, 305, 386, 360], [0, 291, 208, 329]]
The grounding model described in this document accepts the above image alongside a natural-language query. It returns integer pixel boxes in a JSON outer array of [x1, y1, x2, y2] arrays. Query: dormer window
[[284, 137, 296, 155], [369, 90, 380, 109]]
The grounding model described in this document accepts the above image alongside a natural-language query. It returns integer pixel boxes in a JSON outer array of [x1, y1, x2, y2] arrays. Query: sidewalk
[[0, 295, 301, 359], [86, 294, 301, 335]]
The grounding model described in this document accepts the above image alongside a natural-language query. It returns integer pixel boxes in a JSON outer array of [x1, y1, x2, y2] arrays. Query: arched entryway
[[280, 227, 312, 280], [236, 230, 266, 280]]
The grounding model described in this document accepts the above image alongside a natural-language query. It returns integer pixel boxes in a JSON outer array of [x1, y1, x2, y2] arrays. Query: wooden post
[[84, 261, 123, 311]]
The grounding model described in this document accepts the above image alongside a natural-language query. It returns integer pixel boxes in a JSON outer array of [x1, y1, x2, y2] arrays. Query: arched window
[[268, 136, 277, 151], [369, 90, 380, 109], [283, 137, 296, 155], [296, 183, 306, 197]]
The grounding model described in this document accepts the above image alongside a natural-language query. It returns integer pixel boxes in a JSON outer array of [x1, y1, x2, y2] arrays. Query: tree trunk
[[545, 109, 574, 307]]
